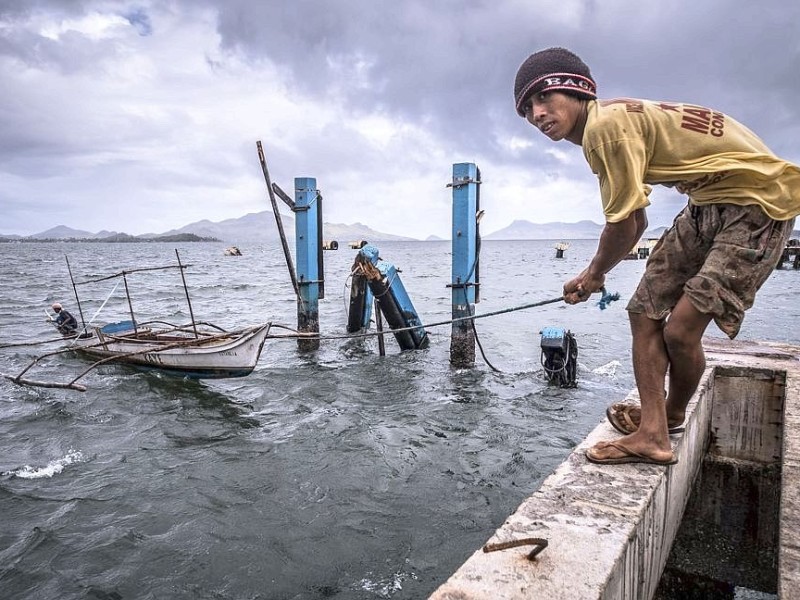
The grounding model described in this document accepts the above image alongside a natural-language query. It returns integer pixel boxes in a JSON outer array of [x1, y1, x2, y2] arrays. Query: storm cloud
[[1, 0, 798, 236]]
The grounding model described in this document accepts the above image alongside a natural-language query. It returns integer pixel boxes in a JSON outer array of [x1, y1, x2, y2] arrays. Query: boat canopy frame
[[67, 248, 199, 339]]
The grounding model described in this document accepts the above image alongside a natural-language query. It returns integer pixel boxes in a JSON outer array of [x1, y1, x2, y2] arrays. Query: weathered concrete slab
[[779, 371, 800, 598], [706, 339, 800, 598], [709, 366, 784, 463], [430, 338, 800, 600]]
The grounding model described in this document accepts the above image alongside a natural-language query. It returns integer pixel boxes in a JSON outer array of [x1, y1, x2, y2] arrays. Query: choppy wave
[[3, 449, 84, 479], [358, 569, 418, 598], [593, 360, 621, 377]]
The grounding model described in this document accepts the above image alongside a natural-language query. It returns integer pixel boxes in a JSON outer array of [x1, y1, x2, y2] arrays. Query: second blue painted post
[[295, 177, 320, 351], [449, 163, 478, 367]]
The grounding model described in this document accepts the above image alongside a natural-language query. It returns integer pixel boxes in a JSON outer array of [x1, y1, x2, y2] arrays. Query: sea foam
[[3, 449, 84, 479]]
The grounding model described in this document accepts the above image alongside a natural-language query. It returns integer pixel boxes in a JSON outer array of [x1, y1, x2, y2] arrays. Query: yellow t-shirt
[[582, 98, 800, 222]]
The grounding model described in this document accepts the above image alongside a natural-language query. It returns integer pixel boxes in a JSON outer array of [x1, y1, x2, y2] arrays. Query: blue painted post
[[449, 163, 478, 367], [295, 177, 320, 351]]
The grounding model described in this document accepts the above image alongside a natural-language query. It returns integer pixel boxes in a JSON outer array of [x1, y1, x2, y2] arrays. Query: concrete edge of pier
[[430, 338, 800, 600]]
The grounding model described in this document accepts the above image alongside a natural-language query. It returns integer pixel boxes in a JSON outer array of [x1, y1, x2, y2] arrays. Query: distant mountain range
[[152, 211, 421, 243], [5, 211, 792, 243], [484, 219, 607, 240], [1, 211, 416, 243]]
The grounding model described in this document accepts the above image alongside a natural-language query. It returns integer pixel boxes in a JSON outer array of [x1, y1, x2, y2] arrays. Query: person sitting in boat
[[50, 303, 78, 336]]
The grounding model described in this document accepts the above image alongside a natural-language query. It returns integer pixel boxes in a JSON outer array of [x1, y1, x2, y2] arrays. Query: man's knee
[[662, 318, 703, 353], [661, 294, 714, 349]]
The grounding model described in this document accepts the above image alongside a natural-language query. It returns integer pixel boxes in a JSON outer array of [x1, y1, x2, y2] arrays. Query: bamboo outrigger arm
[[2, 373, 87, 392]]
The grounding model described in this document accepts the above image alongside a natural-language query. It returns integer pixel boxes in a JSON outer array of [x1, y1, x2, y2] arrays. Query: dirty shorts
[[627, 203, 795, 338]]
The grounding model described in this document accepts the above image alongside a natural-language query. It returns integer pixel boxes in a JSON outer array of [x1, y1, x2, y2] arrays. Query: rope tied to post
[[266, 287, 623, 344]]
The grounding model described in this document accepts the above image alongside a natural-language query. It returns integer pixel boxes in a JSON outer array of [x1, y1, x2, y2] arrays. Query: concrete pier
[[430, 338, 800, 599]]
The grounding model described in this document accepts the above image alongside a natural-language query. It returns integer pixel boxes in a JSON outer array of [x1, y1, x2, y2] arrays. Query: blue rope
[[596, 287, 621, 310]]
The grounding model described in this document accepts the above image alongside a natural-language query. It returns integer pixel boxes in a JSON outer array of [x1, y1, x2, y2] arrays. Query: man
[[51, 302, 78, 336], [514, 47, 800, 466]]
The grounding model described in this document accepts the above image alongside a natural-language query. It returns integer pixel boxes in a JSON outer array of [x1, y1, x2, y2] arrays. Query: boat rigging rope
[[69, 280, 122, 347]]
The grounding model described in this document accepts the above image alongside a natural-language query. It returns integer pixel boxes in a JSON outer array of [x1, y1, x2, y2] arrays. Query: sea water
[[0, 240, 798, 599]]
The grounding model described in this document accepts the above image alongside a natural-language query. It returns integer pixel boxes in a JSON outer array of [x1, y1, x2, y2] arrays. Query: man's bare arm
[[586, 208, 648, 279], [563, 209, 647, 302]]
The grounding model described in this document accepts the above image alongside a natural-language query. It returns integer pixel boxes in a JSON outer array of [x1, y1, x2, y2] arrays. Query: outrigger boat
[[3, 250, 271, 391], [73, 320, 271, 379]]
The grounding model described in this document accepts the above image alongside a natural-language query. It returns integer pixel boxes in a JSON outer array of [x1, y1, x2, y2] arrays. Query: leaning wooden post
[[448, 162, 479, 367], [374, 298, 386, 357], [295, 177, 321, 351]]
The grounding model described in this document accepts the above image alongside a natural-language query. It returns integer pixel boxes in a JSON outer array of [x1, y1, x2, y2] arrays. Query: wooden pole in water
[[375, 298, 386, 357], [121, 272, 138, 335], [294, 177, 321, 351], [256, 141, 302, 304], [64, 255, 88, 332], [174, 249, 198, 338], [448, 163, 479, 368]]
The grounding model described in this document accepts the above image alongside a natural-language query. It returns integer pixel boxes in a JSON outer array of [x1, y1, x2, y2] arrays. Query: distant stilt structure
[[776, 239, 800, 270], [640, 237, 660, 260], [622, 242, 639, 260]]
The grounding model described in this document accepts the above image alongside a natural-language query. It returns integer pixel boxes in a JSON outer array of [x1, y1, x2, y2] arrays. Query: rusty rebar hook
[[483, 537, 548, 561]]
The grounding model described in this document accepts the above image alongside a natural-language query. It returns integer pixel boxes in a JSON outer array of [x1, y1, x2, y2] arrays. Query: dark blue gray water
[[1, 240, 797, 599]]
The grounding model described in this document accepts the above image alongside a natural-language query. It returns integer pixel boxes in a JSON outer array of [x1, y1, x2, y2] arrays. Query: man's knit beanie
[[514, 47, 596, 116]]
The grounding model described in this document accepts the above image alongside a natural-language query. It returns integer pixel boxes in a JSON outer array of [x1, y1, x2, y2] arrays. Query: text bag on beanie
[[514, 47, 597, 116]]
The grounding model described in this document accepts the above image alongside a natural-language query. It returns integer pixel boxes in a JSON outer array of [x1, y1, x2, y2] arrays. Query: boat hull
[[74, 323, 271, 379]]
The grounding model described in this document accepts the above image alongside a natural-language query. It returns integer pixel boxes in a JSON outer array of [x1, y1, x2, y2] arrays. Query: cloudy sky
[[2, 1, 799, 238]]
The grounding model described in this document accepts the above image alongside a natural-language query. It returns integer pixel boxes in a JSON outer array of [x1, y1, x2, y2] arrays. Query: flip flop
[[586, 440, 678, 466], [606, 403, 685, 436]]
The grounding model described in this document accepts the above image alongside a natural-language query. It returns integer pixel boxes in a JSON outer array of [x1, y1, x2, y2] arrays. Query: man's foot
[[586, 439, 677, 466], [606, 402, 685, 436]]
